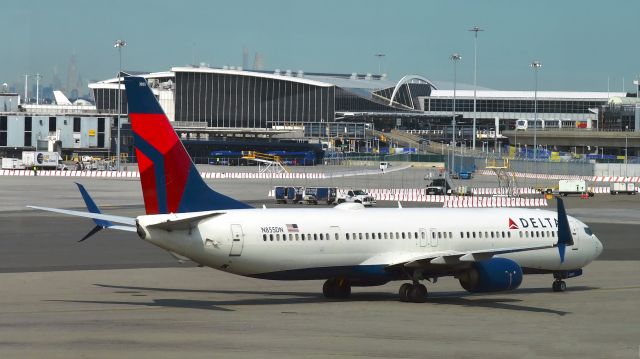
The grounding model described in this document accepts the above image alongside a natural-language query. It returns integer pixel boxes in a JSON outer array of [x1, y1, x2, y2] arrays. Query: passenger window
[[295, 234, 299, 241], [449, 232, 453, 238], [313, 234, 317, 241], [270, 234, 274, 241], [263, 234, 267, 241], [491, 232, 494, 238], [326, 233, 330, 240], [335, 233, 339, 240], [378, 233, 382, 239], [384, 232, 388, 240], [507, 232, 511, 238], [359, 233, 363, 240], [365, 233, 369, 240], [320, 233, 325, 240], [472, 232, 476, 239], [519, 231, 523, 238], [502, 231, 505, 238], [467, 232, 470, 238], [402, 232, 406, 239], [396, 232, 400, 239], [485, 231, 488, 238], [460, 232, 464, 238], [276, 234, 280, 241], [390, 232, 394, 240], [478, 232, 482, 238], [346, 233, 350, 240]]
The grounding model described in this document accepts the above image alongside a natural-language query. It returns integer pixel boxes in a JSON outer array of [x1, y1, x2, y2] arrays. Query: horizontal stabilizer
[[27, 205, 136, 226]]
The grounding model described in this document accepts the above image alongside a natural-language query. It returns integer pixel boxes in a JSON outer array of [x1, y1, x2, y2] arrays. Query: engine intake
[[458, 258, 523, 293]]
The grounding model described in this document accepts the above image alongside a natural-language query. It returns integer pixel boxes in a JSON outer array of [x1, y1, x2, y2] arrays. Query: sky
[[1, 0, 639, 93]]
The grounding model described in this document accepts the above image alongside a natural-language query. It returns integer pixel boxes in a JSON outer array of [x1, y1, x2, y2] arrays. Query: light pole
[[35, 73, 42, 105], [374, 53, 386, 74], [514, 122, 517, 158], [625, 125, 628, 176], [451, 53, 461, 174], [469, 26, 483, 151], [23, 74, 30, 104], [531, 60, 542, 160], [114, 39, 127, 171]]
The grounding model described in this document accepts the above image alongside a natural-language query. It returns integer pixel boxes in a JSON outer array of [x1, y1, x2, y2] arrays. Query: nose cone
[[594, 236, 603, 258]]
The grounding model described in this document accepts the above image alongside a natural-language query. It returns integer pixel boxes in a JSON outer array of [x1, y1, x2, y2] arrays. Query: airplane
[[29, 75, 603, 303]]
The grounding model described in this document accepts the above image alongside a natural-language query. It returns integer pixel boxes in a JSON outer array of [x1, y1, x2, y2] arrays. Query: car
[[425, 186, 445, 195]]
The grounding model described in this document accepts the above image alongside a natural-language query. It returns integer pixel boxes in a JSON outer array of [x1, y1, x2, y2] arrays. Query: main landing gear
[[552, 279, 567, 292], [552, 272, 568, 292], [322, 278, 351, 299], [398, 283, 428, 303]]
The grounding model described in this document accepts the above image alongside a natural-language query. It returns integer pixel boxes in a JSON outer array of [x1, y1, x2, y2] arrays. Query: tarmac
[[0, 167, 639, 358]]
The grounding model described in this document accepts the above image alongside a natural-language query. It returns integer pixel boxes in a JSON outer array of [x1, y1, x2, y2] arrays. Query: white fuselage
[[137, 206, 602, 281]]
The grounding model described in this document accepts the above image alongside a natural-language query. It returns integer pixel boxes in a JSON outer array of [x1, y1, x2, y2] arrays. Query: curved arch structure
[[388, 75, 437, 107]]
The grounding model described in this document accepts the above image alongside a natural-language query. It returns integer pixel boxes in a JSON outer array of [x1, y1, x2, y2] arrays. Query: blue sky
[[2, 0, 638, 92]]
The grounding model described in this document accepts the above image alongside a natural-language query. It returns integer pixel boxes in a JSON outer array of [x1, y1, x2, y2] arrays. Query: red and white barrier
[[477, 169, 591, 181], [471, 187, 537, 195], [591, 176, 640, 183], [444, 197, 547, 208]]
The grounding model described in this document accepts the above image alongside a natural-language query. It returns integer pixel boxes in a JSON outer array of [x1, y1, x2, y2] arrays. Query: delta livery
[[29, 75, 603, 303]]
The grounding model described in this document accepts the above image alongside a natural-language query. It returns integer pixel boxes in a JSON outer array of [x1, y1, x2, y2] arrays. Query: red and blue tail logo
[[123, 76, 252, 214]]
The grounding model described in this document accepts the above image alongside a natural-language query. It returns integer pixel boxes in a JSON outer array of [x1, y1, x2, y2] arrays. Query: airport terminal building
[[2, 65, 637, 161], [90, 67, 434, 135]]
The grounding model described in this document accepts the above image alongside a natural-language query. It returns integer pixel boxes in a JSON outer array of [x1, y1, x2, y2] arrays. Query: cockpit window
[[584, 227, 593, 236]]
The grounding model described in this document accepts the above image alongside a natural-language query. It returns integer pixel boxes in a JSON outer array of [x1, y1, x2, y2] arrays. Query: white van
[[379, 162, 390, 171]]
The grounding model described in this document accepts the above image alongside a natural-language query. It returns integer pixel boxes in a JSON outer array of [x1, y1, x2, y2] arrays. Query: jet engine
[[458, 258, 523, 293]]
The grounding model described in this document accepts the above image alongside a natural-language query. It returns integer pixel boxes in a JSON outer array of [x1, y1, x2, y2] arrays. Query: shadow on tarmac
[[42, 283, 590, 316]]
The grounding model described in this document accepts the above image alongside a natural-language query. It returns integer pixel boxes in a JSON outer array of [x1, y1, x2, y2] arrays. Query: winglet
[[555, 196, 574, 263], [75, 183, 111, 242]]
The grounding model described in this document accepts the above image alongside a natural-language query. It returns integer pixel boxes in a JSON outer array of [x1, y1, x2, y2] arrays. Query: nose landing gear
[[552, 280, 567, 292]]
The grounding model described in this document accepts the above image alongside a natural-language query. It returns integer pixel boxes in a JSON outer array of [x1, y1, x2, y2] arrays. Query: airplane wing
[[363, 243, 555, 269], [372, 197, 574, 269]]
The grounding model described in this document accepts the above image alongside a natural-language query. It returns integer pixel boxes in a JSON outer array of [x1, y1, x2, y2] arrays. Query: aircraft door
[[418, 228, 428, 247], [571, 223, 580, 250], [229, 224, 244, 256], [429, 228, 438, 247]]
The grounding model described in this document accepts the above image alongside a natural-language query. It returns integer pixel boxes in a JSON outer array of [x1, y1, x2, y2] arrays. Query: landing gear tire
[[552, 280, 567, 292], [323, 279, 336, 298], [409, 284, 428, 303], [399, 283, 412, 302], [398, 283, 427, 303], [323, 278, 351, 299]]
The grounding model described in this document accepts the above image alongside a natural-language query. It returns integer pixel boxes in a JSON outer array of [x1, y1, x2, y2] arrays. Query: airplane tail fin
[[53, 90, 72, 105], [555, 197, 575, 263], [122, 75, 252, 214]]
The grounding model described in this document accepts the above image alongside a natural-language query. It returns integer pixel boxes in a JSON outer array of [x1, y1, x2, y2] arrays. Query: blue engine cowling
[[458, 258, 523, 293]]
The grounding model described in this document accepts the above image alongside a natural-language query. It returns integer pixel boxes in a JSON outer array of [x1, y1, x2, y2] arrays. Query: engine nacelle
[[458, 258, 523, 293]]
